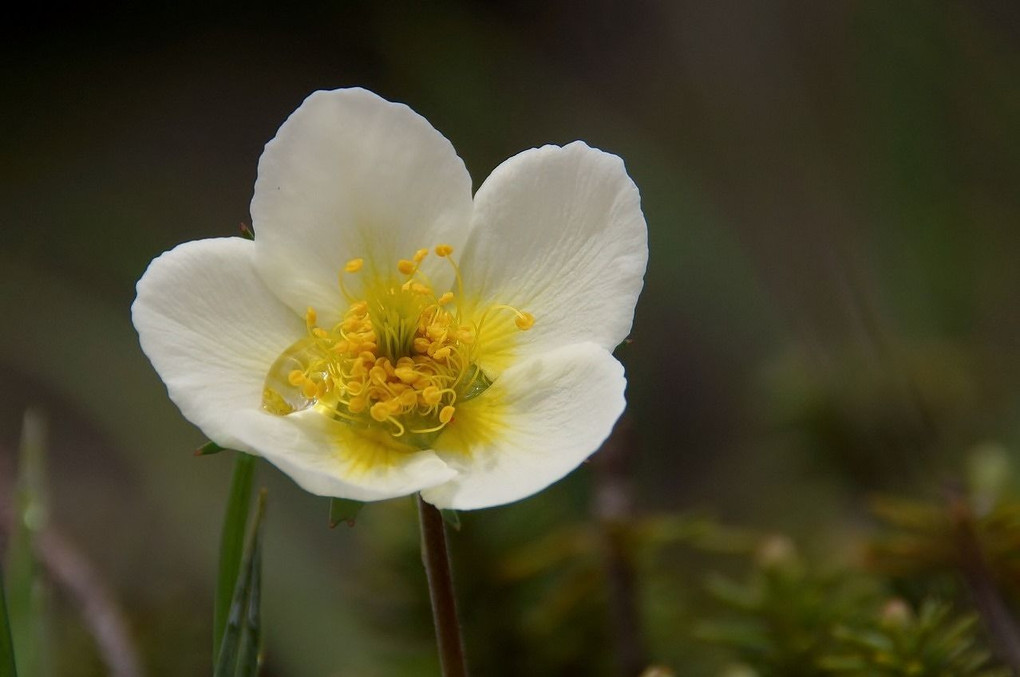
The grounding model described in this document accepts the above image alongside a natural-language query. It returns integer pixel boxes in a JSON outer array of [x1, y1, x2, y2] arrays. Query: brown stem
[[417, 495, 467, 677], [948, 491, 1020, 674], [592, 417, 647, 677]]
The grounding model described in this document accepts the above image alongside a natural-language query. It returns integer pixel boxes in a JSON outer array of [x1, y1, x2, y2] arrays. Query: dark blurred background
[[1, 2, 1019, 675]]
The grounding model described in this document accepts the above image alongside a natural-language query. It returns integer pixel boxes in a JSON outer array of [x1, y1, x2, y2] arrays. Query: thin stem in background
[[416, 495, 467, 677], [592, 416, 647, 677], [948, 489, 1020, 674]]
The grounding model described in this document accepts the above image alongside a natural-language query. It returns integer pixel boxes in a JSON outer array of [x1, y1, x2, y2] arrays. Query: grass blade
[[214, 490, 267, 677], [328, 498, 364, 528], [214, 452, 257, 663], [6, 410, 50, 677], [0, 562, 17, 677], [235, 507, 264, 677]]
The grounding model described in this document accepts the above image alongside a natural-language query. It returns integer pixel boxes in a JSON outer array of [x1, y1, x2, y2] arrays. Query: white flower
[[132, 88, 647, 510]]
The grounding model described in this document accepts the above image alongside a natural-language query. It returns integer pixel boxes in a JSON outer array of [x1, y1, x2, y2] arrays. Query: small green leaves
[[0, 562, 17, 677], [328, 498, 364, 528], [215, 453, 257, 663], [214, 489, 267, 677]]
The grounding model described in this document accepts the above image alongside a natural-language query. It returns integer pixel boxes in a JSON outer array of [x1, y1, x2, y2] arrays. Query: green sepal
[[239, 222, 255, 240], [329, 498, 365, 528], [214, 489, 266, 677], [196, 441, 228, 456], [441, 509, 461, 531], [214, 453, 257, 663]]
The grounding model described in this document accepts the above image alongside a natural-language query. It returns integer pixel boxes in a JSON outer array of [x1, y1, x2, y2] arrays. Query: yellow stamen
[[515, 311, 535, 330], [262, 243, 533, 447]]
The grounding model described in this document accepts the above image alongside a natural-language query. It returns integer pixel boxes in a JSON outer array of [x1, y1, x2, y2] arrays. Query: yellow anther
[[454, 327, 475, 344], [301, 380, 318, 399], [515, 311, 535, 330], [413, 248, 429, 263], [287, 370, 306, 386], [312, 327, 328, 339], [437, 292, 454, 305], [411, 282, 430, 295], [439, 405, 455, 424], [435, 244, 453, 257], [413, 337, 431, 354], [345, 258, 364, 273], [398, 259, 416, 275], [422, 386, 442, 406], [394, 366, 419, 384], [432, 346, 452, 361], [400, 389, 419, 407], [348, 396, 367, 414], [305, 307, 317, 325], [369, 402, 391, 422]]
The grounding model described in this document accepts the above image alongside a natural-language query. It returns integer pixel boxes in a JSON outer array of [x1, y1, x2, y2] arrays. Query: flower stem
[[416, 495, 467, 677]]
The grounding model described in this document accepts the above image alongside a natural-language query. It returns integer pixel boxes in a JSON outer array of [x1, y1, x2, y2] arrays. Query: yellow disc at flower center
[[261, 245, 531, 449]]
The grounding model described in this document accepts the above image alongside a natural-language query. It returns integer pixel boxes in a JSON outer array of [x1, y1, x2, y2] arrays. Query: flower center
[[261, 244, 533, 449]]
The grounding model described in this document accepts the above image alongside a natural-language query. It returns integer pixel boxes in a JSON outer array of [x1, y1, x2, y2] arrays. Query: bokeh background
[[2, 2, 1019, 675]]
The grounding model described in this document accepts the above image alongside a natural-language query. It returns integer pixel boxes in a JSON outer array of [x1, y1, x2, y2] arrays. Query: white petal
[[420, 342, 626, 510], [131, 237, 304, 449], [461, 142, 647, 371], [132, 237, 456, 501], [229, 409, 457, 501], [251, 88, 474, 323]]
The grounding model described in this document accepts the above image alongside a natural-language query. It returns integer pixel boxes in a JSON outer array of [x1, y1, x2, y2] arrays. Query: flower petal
[[131, 237, 304, 449], [229, 409, 457, 501], [251, 88, 474, 323], [133, 237, 457, 500], [421, 342, 626, 510], [461, 142, 647, 374]]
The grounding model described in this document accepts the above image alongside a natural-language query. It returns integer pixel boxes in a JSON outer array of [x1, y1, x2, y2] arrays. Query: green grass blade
[[214, 452, 257, 663], [0, 562, 17, 677], [328, 498, 364, 528], [235, 504, 264, 677], [7, 410, 50, 677], [214, 490, 267, 677]]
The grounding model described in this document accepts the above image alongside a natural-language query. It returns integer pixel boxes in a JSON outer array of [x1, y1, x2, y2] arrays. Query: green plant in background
[[5, 410, 51, 677], [821, 599, 1009, 677], [695, 537, 1011, 677]]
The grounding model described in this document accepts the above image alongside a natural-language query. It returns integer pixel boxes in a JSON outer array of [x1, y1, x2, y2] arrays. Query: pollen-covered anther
[[435, 244, 453, 257], [397, 259, 416, 275], [439, 405, 455, 424], [287, 369, 306, 386], [413, 248, 429, 263], [515, 311, 535, 330], [344, 258, 364, 273], [422, 386, 442, 406], [437, 292, 454, 305]]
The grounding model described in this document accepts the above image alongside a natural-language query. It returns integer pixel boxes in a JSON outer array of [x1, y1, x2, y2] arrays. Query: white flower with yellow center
[[132, 88, 647, 509]]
